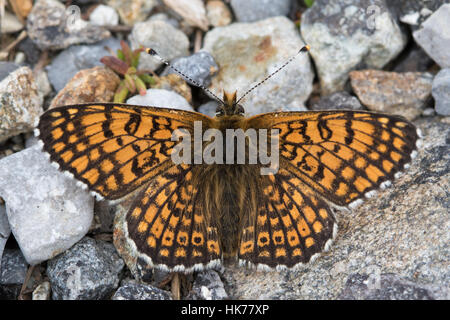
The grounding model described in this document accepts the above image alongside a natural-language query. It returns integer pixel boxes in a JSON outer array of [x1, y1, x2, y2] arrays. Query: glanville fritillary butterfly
[[35, 46, 421, 273]]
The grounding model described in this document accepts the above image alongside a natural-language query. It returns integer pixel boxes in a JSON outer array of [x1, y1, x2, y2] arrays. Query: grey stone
[[107, 0, 158, 25], [0, 66, 43, 143], [27, 0, 111, 50], [413, 4, 450, 68], [230, 0, 292, 22], [389, 0, 446, 29], [46, 38, 122, 92], [128, 20, 189, 71], [126, 89, 193, 111], [0, 145, 94, 265], [0, 62, 20, 81], [301, 0, 407, 94], [1, 11, 24, 34], [112, 281, 172, 300], [311, 91, 364, 111], [203, 16, 314, 115], [17, 38, 41, 66], [89, 4, 119, 26], [432, 68, 450, 116], [0, 204, 10, 265], [338, 273, 438, 300], [47, 237, 124, 300], [146, 13, 180, 29], [162, 51, 219, 88], [187, 270, 228, 300], [198, 100, 219, 117], [221, 118, 449, 299], [393, 44, 435, 73], [0, 249, 28, 300], [0, 249, 28, 285], [34, 70, 52, 100]]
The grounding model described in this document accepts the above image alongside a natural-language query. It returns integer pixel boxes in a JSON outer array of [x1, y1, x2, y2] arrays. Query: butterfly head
[[215, 90, 245, 117]]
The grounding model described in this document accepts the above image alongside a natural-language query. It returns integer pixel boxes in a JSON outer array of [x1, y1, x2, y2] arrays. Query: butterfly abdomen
[[193, 163, 258, 259]]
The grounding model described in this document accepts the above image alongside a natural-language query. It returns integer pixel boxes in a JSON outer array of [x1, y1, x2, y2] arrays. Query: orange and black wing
[[246, 110, 420, 208], [36, 103, 212, 200], [123, 164, 222, 271], [238, 168, 336, 269]]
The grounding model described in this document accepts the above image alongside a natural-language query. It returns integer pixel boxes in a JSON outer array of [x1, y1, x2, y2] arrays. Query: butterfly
[[35, 47, 421, 273]]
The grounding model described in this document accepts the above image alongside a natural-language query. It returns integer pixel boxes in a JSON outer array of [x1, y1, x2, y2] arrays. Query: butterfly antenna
[[236, 45, 310, 105], [145, 48, 225, 105]]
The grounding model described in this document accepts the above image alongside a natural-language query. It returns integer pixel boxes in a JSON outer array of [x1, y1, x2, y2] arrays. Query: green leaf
[[117, 49, 125, 61], [304, 0, 314, 7], [114, 81, 129, 103], [138, 74, 155, 85]]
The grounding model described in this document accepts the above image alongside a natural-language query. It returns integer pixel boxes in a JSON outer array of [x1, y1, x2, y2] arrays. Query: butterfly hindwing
[[246, 111, 419, 207], [37, 103, 212, 200], [125, 164, 222, 271], [239, 167, 336, 269]]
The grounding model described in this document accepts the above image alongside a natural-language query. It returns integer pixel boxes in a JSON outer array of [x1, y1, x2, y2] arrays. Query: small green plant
[[100, 40, 155, 103], [304, 0, 314, 8]]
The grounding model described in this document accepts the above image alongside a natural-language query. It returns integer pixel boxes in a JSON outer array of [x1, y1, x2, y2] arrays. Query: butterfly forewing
[[37, 103, 212, 200], [246, 111, 419, 207]]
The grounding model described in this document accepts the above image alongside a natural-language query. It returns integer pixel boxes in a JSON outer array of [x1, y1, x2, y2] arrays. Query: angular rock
[[413, 4, 450, 68], [393, 44, 435, 73], [126, 89, 194, 111], [301, 0, 407, 94], [107, 0, 158, 25], [1, 11, 24, 34], [32, 281, 51, 300], [112, 281, 172, 300], [431, 68, 450, 116], [162, 0, 208, 31], [89, 4, 119, 26], [187, 270, 228, 300], [161, 50, 219, 88], [129, 20, 190, 71], [152, 74, 193, 103], [34, 69, 52, 101], [0, 66, 43, 143], [203, 16, 313, 115], [0, 249, 27, 285], [0, 145, 94, 265], [311, 91, 364, 111], [222, 117, 449, 299], [50, 66, 120, 108], [17, 37, 41, 66], [390, 0, 446, 29], [47, 237, 124, 300], [206, 0, 232, 27], [0, 248, 28, 299], [338, 273, 438, 300], [0, 62, 20, 81], [0, 205, 10, 264], [230, 0, 292, 22], [27, 0, 111, 50], [46, 38, 122, 92], [349, 70, 433, 120], [113, 199, 151, 282], [198, 100, 219, 117]]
